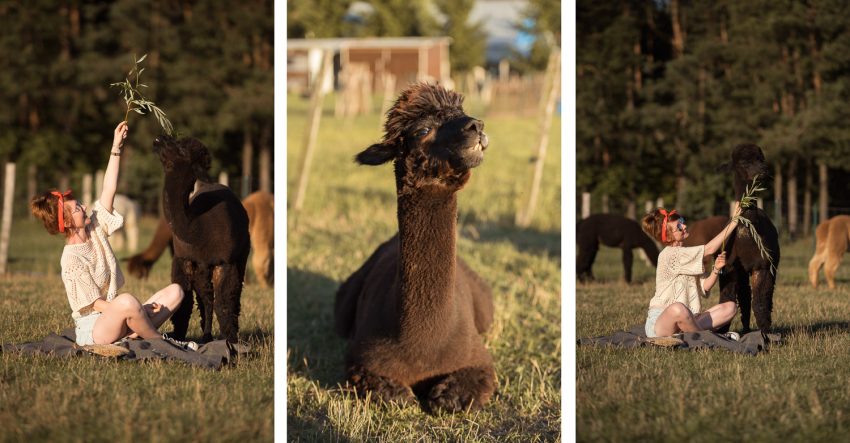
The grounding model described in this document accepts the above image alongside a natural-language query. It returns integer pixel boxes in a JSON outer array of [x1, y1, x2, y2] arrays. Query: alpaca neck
[[162, 173, 195, 238], [396, 185, 458, 334]]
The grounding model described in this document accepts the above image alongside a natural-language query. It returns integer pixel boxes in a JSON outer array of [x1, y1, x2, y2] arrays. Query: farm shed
[[287, 37, 451, 94]]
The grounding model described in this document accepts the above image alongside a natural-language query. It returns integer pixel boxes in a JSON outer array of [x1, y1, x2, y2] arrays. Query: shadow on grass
[[240, 327, 273, 345], [772, 321, 850, 337], [461, 219, 561, 259], [287, 267, 347, 388]]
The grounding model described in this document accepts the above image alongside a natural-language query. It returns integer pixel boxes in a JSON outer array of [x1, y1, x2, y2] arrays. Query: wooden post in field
[[219, 172, 229, 187], [27, 164, 36, 219], [293, 49, 332, 211], [95, 170, 104, 198], [0, 163, 16, 275], [379, 73, 396, 132], [581, 192, 590, 219], [645, 200, 653, 214], [82, 173, 93, 206], [516, 50, 560, 227], [655, 198, 664, 209], [626, 201, 636, 220]]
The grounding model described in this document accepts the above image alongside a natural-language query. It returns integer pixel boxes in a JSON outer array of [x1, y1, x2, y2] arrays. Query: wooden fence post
[[516, 50, 560, 227], [293, 49, 332, 211], [82, 173, 93, 206], [219, 172, 229, 187], [0, 163, 16, 275], [581, 192, 591, 219]]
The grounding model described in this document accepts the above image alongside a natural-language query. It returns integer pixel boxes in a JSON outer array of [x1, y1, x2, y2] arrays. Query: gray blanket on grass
[[578, 324, 777, 356], [1, 328, 249, 370]]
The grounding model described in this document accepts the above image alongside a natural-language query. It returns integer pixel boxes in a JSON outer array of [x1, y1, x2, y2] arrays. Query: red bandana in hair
[[659, 208, 678, 243], [50, 190, 72, 233]]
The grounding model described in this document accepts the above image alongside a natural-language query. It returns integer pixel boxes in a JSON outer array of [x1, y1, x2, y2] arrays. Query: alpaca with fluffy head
[[153, 136, 250, 343], [335, 83, 496, 413], [717, 143, 781, 333]]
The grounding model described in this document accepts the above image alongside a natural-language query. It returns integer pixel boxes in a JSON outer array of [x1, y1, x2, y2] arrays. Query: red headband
[[659, 208, 677, 243], [50, 190, 72, 233]]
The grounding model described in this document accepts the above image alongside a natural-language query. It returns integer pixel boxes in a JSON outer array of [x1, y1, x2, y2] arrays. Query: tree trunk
[[241, 122, 254, 198], [787, 158, 798, 239], [819, 162, 828, 221], [0, 163, 16, 275], [670, 0, 685, 58], [259, 122, 272, 193], [774, 162, 783, 229], [803, 160, 812, 236]]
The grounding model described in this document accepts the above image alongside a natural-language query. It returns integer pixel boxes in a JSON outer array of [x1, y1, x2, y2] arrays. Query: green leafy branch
[[721, 175, 777, 275], [110, 54, 174, 136]]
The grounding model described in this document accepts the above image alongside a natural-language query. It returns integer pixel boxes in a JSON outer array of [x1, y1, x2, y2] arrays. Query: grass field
[[0, 216, 274, 442], [287, 93, 562, 441], [577, 234, 850, 442]]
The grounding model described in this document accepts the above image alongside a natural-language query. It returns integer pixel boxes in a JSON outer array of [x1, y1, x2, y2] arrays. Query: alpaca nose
[[464, 118, 484, 133]]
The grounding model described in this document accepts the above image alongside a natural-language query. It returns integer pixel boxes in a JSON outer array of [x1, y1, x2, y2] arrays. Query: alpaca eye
[[414, 127, 431, 138]]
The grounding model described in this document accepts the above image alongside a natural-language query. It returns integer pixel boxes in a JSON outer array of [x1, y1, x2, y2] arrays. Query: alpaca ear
[[355, 143, 395, 165]]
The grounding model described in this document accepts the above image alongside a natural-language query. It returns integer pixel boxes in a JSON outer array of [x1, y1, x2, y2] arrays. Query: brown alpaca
[[682, 215, 729, 270], [241, 191, 274, 288], [125, 217, 173, 279], [334, 83, 496, 413], [154, 136, 250, 343], [808, 215, 850, 289]]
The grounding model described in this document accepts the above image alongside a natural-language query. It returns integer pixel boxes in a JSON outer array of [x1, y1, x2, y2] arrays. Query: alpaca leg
[[824, 252, 843, 290], [808, 252, 825, 289], [736, 271, 753, 333], [212, 264, 243, 343], [423, 365, 497, 413], [622, 247, 634, 283], [717, 269, 744, 334], [169, 259, 194, 340], [576, 239, 599, 282], [346, 365, 415, 405], [751, 269, 776, 333], [192, 269, 215, 343]]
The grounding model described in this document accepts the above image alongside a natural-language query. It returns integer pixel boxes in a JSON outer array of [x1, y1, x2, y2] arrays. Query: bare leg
[[653, 302, 702, 336], [127, 284, 185, 338], [694, 302, 737, 331], [91, 293, 162, 344]]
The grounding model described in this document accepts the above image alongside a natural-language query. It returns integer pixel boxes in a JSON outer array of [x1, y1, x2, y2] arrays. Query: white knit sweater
[[61, 200, 125, 319]]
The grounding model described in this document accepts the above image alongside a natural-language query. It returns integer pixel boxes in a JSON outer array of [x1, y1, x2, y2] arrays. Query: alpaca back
[[825, 215, 850, 257], [176, 182, 250, 264]]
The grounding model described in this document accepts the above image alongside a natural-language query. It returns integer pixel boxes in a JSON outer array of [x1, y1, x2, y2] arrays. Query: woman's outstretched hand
[[112, 121, 129, 152]]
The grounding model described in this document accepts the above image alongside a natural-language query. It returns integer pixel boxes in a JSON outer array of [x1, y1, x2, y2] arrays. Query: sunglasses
[[676, 217, 686, 232]]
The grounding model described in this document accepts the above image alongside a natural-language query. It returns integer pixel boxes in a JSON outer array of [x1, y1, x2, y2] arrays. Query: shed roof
[[287, 37, 451, 51]]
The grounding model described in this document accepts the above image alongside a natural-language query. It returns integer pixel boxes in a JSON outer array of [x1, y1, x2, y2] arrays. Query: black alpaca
[[576, 214, 659, 283], [334, 83, 496, 413], [717, 143, 781, 333], [153, 136, 250, 343]]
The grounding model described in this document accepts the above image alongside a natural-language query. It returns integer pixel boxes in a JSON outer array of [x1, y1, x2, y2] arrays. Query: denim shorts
[[74, 311, 102, 346], [645, 308, 664, 338]]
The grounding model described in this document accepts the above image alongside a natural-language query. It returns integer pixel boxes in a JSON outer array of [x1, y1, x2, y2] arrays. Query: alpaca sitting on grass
[[335, 83, 496, 413]]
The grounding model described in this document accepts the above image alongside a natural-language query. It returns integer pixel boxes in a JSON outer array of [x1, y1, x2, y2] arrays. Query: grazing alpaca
[[808, 215, 850, 289], [125, 217, 173, 279], [682, 215, 729, 270], [154, 136, 250, 343], [241, 191, 274, 288], [335, 83, 496, 412], [717, 144, 781, 333], [576, 214, 659, 283]]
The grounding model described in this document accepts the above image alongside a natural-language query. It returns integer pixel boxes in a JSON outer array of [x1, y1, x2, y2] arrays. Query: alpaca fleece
[[808, 215, 850, 289], [576, 214, 659, 283], [335, 83, 496, 413], [154, 136, 250, 343], [717, 143, 781, 333]]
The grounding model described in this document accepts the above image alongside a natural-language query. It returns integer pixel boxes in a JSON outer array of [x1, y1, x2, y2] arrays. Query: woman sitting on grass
[[30, 121, 196, 351], [641, 204, 741, 339]]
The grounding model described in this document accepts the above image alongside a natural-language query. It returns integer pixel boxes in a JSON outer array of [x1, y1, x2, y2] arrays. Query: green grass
[[577, 236, 850, 442], [0, 216, 273, 442], [287, 93, 562, 441]]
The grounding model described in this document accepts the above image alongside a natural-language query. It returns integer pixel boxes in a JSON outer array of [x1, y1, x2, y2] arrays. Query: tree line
[[577, 0, 850, 237], [0, 0, 272, 214]]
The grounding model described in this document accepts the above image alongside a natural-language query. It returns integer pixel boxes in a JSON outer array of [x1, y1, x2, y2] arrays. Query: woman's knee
[[667, 302, 692, 320], [719, 301, 738, 319], [112, 293, 142, 314]]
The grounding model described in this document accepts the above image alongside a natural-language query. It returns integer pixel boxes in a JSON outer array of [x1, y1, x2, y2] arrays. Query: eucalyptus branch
[[720, 175, 777, 275], [109, 54, 174, 135]]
